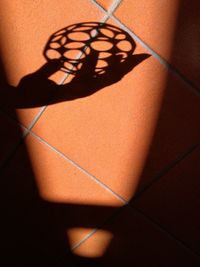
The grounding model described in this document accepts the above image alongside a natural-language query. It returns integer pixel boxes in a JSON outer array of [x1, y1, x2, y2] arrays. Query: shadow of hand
[[14, 50, 149, 108]]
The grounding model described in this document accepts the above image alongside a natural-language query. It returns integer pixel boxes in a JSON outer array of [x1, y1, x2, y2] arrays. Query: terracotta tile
[[96, 0, 114, 10], [32, 18, 200, 201], [0, 111, 22, 166], [32, 19, 168, 200], [0, 133, 123, 265], [114, 0, 180, 60], [134, 147, 200, 254], [73, 206, 200, 266], [0, 0, 104, 126], [27, 134, 122, 206], [28, 134, 123, 246], [114, 0, 200, 88], [135, 73, 200, 192], [169, 0, 200, 89]]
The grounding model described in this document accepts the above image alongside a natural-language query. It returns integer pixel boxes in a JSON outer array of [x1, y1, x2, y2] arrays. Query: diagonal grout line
[[1, 0, 199, 252], [72, 198, 200, 258], [73, 198, 200, 259], [109, 14, 200, 96], [28, 130, 127, 204], [130, 205, 200, 258], [91, 0, 200, 96], [27, 106, 47, 130], [0, 109, 29, 170], [27, 132, 200, 254], [90, 0, 122, 14], [0, 9, 115, 179], [71, 228, 99, 250], [26, 10, 113, 132], [71, 204, 127, 251], [131, 142, 200, 202], [108, 0, 123, 14]]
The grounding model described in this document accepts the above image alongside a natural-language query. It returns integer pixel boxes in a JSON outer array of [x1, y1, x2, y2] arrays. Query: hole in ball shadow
[[43, 21, 144, 78]]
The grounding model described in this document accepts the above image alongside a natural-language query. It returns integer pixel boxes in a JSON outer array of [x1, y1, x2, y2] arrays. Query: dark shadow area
[[1, 17, 200, 266], [0, 22, 150, 266], [1, 22, 149, 108]]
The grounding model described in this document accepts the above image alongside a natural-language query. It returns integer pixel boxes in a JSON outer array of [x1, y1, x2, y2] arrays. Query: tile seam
[[108, 14, 200, 95], [90, 0, 200, 94], [0, 11, 113, 174], [0, 109, 29, 170], [0, 137, 25, 172], [71, 202, 200, 260], [28, 130, 127, 205], [69, 142, 200, 253], [71, 228, 99, 250], [132, 142, 200, 201], [71, 204, 127, 251], [130, 205, 200, 259], [26, 10, 112, 131], [90, 0, 122, 14], [0, 0, 199, 222]]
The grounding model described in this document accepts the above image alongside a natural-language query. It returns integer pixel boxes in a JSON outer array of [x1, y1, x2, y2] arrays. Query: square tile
[[134, 147, 200, 253], [0, 133, 123, 265], [95, 0, 114, 11], [32, 19, 167, 200], [135, 73, 200, 192], [0, 0, 104, 127], [73, 206, 200, 266], [114, 0, 200, 88], [32, 19, 200, 201]]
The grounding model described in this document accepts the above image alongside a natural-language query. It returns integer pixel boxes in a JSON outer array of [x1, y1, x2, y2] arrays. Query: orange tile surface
[[1, 133, 123, 264], [115, 0, 180, 60], [115, 0, 200, 88], [133, 147, 200, 254], [0, 0, 104, 127], [96, 0, 114, 10], [32, 34, 166, 200], [1, 0, 200, 265], [28, 132, 123, 248], [73, 206, 200, 266], [135, 73, 200, 192]]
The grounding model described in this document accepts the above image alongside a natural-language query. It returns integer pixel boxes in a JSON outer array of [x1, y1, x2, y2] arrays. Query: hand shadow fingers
[[74, 49, 99, 80], [34, 59, 63, 79]]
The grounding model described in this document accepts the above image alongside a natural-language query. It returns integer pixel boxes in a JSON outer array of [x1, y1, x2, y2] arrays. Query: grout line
[[131, 142, 200, 201], [0, 138, 24, 172], [28, 130, 127, 204], [108, 14, 200, 95], [108, 0, 122, 14], [91, 0, 200, 95], [71, 204, 127, 251], [27, 106, 47, 130], [0, 109, 28, 170], [73, 200, 200, 259], [70, 195, 200, 258], [130, 205, 200, 258], [71, 228, 99, 250], [27, 61, 74, 131], [0, 11, 113, 174], [1, 4, 199, 255], [26, 9, 112, 132], [90, 0, 122, 15]]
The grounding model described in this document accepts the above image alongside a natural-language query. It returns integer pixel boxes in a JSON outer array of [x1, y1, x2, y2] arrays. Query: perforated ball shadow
[[44, 22, 136, 76]]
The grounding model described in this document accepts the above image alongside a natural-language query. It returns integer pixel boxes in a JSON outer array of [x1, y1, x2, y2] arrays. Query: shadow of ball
[[43, 22, 136, 76]]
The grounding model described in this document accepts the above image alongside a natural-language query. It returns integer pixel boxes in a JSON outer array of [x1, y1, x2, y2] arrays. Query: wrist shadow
[[3, 22, 150, 108]]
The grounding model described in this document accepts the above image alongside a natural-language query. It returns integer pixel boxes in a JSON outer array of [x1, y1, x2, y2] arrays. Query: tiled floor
[[0, 0, 200, 266]]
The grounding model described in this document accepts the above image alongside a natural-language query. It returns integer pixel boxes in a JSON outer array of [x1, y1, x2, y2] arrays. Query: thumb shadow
[[7, 22, 150, 108], [0, 23, 151, 266]]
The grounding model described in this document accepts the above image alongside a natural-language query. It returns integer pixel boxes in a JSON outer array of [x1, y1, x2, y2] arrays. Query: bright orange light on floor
[[67, 228, 113, 258]]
